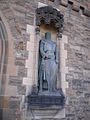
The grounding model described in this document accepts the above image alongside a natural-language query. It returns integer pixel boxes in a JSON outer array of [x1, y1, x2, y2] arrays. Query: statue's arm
[[40, 40, 46, 59], [55, 45, 59, 64]]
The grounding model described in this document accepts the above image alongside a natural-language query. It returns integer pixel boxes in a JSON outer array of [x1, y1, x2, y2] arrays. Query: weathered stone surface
[[9, 76, 22, 86], [27, 95, 65, 107], [36, 6, 64, 34], [3, 109, 17, 120], [60, 0, 68, 7], [17, 85, 26, 95], [15, 58, 26, 66], [72, 1, 80, 12], [18, 66, 27, 77], [0, 0, 90, 120]]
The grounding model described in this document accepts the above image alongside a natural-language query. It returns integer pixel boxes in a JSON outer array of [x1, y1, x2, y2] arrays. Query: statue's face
[[45, 32, 51, 40]]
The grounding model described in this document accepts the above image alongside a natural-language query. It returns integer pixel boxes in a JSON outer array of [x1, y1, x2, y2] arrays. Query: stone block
[[38, 2, 47, 8], [9, 100, 20, 109], [18, 66, 27, 77], [3, 8, 14, 20], [5, 85, 17, 96], [60, 50, 67, 59], [72, 1, 80, 12], [26, 51, 35, 65], [62, 35, 68, 44], [30, 34, 35, 43], [66, 74, 74, 81], [26, 24, 35, 34], [72, 79, 84, 90], [3, 109, 16, 120], [27, 68, 34, 78], [15, 58, 26, 66], [23, 77, 34, 86], [66, 113, 75, 119], [60, 58, 66, 68], [17, 85, 26, 95], [25, 58, 34, 69], [26, 16, 34, 25], [84, 8, 90, 17], [29, 42, 36, 52], [9, 76, 22, 86], [26, 40, 35, 52], [60, 0, 68, 7], [12, 4, 26, 16]]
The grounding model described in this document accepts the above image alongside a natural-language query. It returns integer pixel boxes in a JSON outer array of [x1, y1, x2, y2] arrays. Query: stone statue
[[38, 32, 59, 93]]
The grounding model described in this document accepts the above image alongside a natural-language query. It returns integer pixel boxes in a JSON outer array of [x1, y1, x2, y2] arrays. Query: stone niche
[[23, 4, 68, 120]]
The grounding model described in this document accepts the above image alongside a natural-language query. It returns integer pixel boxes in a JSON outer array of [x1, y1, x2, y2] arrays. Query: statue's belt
[[44, 58, 55, 60]]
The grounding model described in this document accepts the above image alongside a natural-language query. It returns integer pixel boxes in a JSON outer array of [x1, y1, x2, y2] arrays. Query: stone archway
[[0, 10, 17, 120], [0, 11, 9, 120], [0, 17, 8, 95]]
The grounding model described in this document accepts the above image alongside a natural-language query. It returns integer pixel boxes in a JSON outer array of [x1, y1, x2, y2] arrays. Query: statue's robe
[[38, 39, 59, 93]]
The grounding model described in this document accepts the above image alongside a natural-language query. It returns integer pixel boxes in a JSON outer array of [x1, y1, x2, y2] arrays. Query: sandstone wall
[[0, 0, 90, 120]]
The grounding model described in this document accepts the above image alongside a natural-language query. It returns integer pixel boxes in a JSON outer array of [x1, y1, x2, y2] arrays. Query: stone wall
[[0, 0, 90, 120]]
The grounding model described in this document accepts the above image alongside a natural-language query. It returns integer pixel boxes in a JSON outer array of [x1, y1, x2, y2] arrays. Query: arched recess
[[36, 6, 64, 91], [0, 17, 8, 95], [0, 10, 13, 95]]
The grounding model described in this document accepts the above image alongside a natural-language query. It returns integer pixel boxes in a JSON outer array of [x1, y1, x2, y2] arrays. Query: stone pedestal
[[24, 90, 65, 120], [27, 92, 65, 108]]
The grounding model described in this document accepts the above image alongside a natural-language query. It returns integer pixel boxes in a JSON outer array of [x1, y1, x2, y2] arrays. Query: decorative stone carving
[[36, 6, 64, 34], [15, 41, 25, 58]]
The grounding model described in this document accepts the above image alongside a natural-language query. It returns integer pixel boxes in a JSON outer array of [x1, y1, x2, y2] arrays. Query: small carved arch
[[36, 6, 64, 35], [0, 17, 8, 94]]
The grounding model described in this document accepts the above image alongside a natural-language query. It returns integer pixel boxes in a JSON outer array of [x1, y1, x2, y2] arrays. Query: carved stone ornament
[[36, 6, 64, 33]]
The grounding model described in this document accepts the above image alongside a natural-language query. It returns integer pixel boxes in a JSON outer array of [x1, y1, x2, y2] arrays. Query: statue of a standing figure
[[38, 32, 59, 94]]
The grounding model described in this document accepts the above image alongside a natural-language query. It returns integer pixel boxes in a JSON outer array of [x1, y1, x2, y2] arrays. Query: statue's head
[[45, 32, 51, 40]]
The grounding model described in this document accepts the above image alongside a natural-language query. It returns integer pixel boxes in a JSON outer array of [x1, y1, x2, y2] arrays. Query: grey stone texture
[[0, 0, 90, 120]]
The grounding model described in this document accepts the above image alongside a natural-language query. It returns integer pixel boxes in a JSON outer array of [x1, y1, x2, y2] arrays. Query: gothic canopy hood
[[36, 6, 64, 33]]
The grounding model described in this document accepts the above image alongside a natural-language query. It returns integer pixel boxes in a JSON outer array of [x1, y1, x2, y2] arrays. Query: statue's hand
[[45, 51, 55, 59], [56, 60, 58, 64]]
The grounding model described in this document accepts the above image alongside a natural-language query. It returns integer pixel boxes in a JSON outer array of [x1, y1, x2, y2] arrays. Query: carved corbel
[[35, 6, 64, 37]]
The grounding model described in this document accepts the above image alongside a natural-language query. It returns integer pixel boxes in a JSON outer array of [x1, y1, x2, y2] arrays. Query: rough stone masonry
[[0, 0, 90, 120]]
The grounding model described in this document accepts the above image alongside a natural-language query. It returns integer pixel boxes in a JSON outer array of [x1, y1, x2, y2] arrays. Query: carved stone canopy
[[36, 6, 64, 33]]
